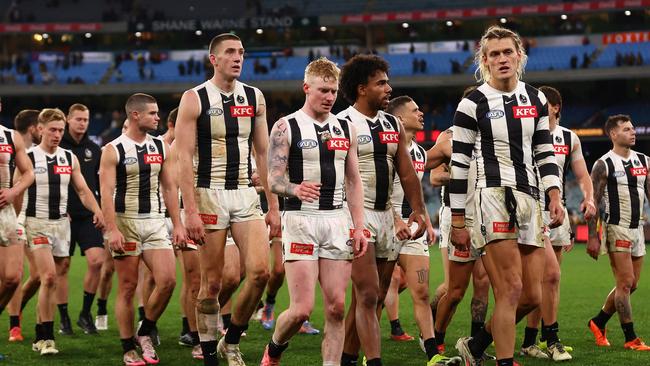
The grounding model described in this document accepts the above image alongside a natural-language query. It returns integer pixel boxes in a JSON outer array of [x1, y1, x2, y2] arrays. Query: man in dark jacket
[[57, 103, 103, 335]]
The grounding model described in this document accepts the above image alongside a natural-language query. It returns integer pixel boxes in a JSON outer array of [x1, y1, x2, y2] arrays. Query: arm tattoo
[[588, 160, 607, 238], [470, 298, 488, 323], [268, 121, 296, 197]]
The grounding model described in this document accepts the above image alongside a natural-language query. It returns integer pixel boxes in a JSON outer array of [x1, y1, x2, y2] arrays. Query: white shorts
[[543, 209, 572, 246], [397, 220, 429, 257], [281, 210, 354, 261], [110, 216, 172, 257], [0, 205, 19, 246], [177, 211, 199, 251], [602, 223, 646, 257], [473, 187, 544, 249], [438, 206, 450, 249], [226, 229, 235, 246], [195, 187, 263, 230], [365, 208, 398, 260], [449, 217, 483, 262], [25, 216, 71, 257]]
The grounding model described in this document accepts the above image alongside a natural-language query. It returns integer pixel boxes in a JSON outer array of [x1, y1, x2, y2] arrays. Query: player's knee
[[41, 271, 57, 288], [158, 276, 176, 294], [617, 274, 635, 293], [356, 286, 379, 309], [473, 275, 490, 295], [196, 298, 220, 315], [271, 263, 285, 279], [248, 267, 270, 288], [57, 259, 71, 275], [448, 286, 467, 306], [1, 273, 21, 290], [500, 276, 523, 306], [87, 257, 103, 273], [543, 268, 561, 289], [324, 297, 346, 322]]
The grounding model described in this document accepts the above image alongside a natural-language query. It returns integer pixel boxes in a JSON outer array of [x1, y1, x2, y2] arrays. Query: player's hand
[[107, 228, 125, 254], [251, 171, 262, 187], [92, 211, 106, 231], [564, 238, 575, 252], [450, 226, 470, 252], [172, 224, 188, 249], [426, 219, 436, 245], [394, 217, 411, 241], [406, 211, 426, 240], [352, 228, 368, 259], [294, 182, 321, 202], [580, 199, 597, 222], [185, 211, 206, 245], [265, 207, 281, 239], [548, 197, 564, 229], [0, 187, 17, 208], [586, 236, 600, 260]]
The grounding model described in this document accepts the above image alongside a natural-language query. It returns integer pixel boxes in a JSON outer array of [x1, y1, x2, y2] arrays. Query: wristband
[[451, 224, 466, 229]]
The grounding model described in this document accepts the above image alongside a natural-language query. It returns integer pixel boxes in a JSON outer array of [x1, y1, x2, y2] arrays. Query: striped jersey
[[337, 106, 401, 211], [284, 110, 351, 212], [191, 79, 261, 190], [449, 81, 560, 214], [541, 125, 582, 210], [391, 140, 426, 219], [0, 125, 16, 189], [24, 145, 76, 219], [441, 155, 478, 221], [107, 134, 166, 219], [597, 150, 648, 229]]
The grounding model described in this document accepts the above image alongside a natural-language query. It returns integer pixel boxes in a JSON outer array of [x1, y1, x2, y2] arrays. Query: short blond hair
[[304, 57, 340, 84], [474, 26, 528, 83], [38, 108, 66, 125]]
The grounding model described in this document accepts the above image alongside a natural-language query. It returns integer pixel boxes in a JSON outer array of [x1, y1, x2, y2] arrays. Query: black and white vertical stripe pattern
[[391, 141, 426, 219], [283, 110, 350, 212], [598, 150, 648, 229], [108, 134, 166, 218], [0, 125, 15, 189], [192, 80, 259, 190], [449, 81, 560, 215], [337, 106, 400, 211], [543, 125, 580, 210], [24, 146, 75, 219]]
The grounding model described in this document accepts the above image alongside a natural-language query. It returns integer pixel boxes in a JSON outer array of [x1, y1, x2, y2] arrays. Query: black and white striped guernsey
[[449, 81, 560, 214], [391, 140, 426, 219], [191, 79, 261, 190], [24, 145, 76, 219], [597, 150, 648, 229], [107, 134, 166, 218], [542, 125, 581, 210], [0, 125, 16, 189], [284, 109, 351, 212], [337, 106, 401, 211]]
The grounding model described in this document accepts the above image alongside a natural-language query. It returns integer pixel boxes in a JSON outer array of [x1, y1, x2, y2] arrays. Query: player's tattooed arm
[[268, 119, 295, 197], [587, 160, 607, 239]]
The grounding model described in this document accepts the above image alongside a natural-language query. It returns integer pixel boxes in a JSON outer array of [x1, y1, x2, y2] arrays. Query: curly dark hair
[[339, 54, 389, 104]]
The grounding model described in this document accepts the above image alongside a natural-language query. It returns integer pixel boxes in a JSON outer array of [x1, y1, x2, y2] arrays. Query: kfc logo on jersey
[[54, 165, 72, 174], [553, 145, 569, 155], [290, 242, 314, 255], [493, 222, 515, 233], [379, 131, 399, 144], [144, 154, 163, 164], [0, 144, 13, 153], [512, 106, 538, 118], [327, 138, 350, 151], [413, 161, 425, 172], [230, 105, 255, 118], [630, 167, 648, 176]]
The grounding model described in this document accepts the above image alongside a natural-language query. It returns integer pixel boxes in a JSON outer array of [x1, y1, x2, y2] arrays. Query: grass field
[[1, 245, 649, 365]]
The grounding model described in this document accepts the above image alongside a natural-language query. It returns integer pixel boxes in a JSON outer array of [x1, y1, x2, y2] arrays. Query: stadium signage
[[602, 31, 650, 45], [0, 22, 102, 33], [133, 16, 316, 32]]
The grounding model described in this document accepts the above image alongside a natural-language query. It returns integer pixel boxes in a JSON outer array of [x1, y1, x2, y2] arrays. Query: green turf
[[1, 246, 649, 365]]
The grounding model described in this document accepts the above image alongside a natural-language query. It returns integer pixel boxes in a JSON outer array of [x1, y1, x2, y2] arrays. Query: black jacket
[[60, 127, 101, 218]]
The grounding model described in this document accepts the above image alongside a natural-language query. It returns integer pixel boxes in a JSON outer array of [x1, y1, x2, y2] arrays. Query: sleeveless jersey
[[541, 125, 582, 210], [0, 125, 16, 189], [391, 140, 426, 219], [24, 145, 76, 219]]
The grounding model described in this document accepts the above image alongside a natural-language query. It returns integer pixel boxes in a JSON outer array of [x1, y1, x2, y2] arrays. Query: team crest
[[237, 95, 245, 104], [84, 148, 92, 158], [382, 120, 391, 129], [149, 144, 156, 153], [416, 151, 422, 160], [555, 135, 562, 143], [634, 159, 640, 166], [59, 156, 66, 164], [0, 136, 4, 143], [332, 126, 342, 136], [519, 94, 528, 104]]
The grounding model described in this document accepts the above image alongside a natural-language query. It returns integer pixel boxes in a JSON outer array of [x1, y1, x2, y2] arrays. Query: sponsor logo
[[505, 99, 515, 104], [123, 242, 137, 251], [231, 105, 255, 118], [349, 228, 372, 238], [327, 138, 350, 151], [199, 214, 218, 225], [493, 221, 515, 233], [357, 135, 372, 144], [206, 107, 223, 116], [613, 171, 625, 177], [16, 228, 23, 236], [0, 144, 13, 153], [236, 95, 245, 103], [379, 131, 399, 144], [454, 248, 470, 258], [512, 106, 538, 118], [297, 139, 318, 149], [553, 145, 569, 155], [615, 240, 631, 249], [485, 110, 504, 119], [32, 236, 49, 245], [519, 94, 528, 104], [631, 167, 647, 176], [413, 161, 425, 172], [144, 154, 163, 164], [54, 165, 72, 174], [123, 157, 138, 165], [370, 124, 380, 130], [332, 125, 342, 136], [290, 242, 314, 255], [34, 167, 47, 174]]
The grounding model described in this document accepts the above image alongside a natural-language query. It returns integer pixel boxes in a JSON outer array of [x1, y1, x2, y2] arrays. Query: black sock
[[190, 331, 199, 345], [43, 321, 55, 340], [390, 319, 404, 335], [366, 359, 382, 366], [267, 339, 288, 358], [97, 298, 108, 316], [138, 306, 145, 322], [0, 306, 4, 316], [434, 330, 446, 346], [81, 291, 95, 316], [35, 323, 43, 342], [497, 358, 514, 366], [522, 326, 539, 348], [542, 322, 560, 345], [341, 352, 359, 366], [181, 317, 190, 335], [200, 340, 218, 364], [468, 328, 493, 358], [138, 317, 156, 337], [430, 302, 437, 324], [424, 337, 438, 359], [471, 321, 484, 337], [121, 337, 136, 353], [58, 303, 69, 319], [266, 293, 276, 305], [224, 321, 248, 344], [222, 313, 232, 330], [20, 298, 29, 312], [622, 322, 637, 342], [10, 315, 20, 329], [591, 309, 613, 330]]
